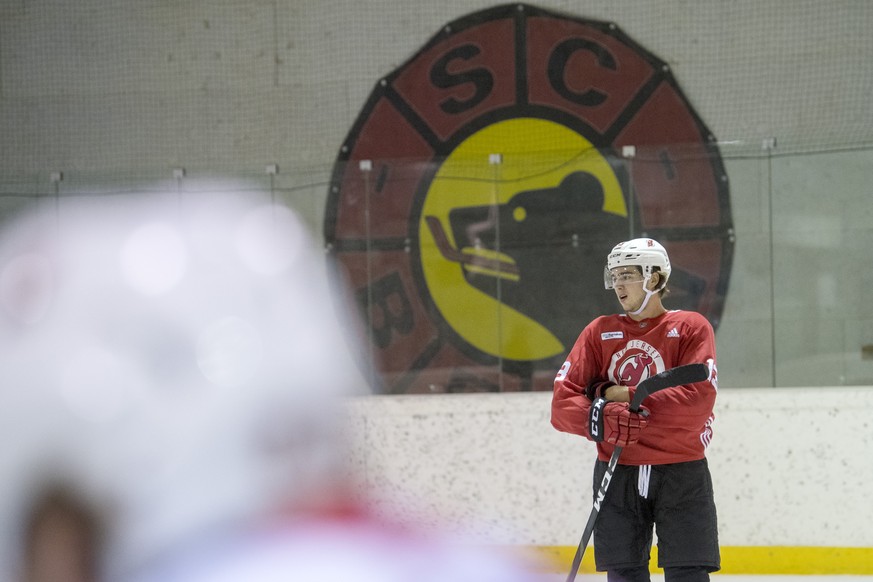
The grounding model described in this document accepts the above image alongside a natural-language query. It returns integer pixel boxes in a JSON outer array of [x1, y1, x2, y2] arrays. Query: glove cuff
[[588, 397, 608, 442], [586, 380, 613, 401]]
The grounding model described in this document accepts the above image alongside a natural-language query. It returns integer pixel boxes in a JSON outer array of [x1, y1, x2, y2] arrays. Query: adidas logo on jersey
[[667, 327, 680, 338]]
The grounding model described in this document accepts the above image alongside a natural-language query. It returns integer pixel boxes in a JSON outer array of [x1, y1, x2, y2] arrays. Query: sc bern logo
[[325, 4, 733, 394]]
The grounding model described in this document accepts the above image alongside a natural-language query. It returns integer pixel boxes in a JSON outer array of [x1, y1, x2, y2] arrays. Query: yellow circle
[[419, 118, 627, 360]]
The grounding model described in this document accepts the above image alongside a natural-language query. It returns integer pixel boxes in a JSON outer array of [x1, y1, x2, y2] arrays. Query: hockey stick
[[424, 216, 520, 277], [565, 363, 710, 582]]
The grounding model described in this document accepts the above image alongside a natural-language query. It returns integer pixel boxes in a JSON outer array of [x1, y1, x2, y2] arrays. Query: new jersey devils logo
[[617, 353, 655, 385], [608, 339, 664, 385], [326, 4, 733, 393]]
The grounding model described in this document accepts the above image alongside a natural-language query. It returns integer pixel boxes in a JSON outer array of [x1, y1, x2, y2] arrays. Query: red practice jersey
[[551, 310, 718, 465]]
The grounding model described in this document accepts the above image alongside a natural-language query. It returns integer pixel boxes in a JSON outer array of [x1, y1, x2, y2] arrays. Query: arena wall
[[346, 388, 873, 574]]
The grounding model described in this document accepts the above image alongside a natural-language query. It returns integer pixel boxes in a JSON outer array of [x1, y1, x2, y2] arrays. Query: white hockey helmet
[[604, 238, 671, 290], [0, 190, 371, 579]]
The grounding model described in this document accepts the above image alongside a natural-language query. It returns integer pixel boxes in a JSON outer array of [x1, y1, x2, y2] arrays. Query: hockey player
[[551, 238, 720, 582], [0, 192, 540, 582]]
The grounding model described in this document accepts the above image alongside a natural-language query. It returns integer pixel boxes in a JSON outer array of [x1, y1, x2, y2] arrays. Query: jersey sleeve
[[550, 321, 602, 440], [643, 312, 718, 428]]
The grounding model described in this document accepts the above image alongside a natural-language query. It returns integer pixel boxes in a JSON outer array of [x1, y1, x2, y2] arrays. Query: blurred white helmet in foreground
[[0, 192, 371, 580]]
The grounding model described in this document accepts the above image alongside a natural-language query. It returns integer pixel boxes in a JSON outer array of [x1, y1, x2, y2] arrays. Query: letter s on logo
[[555, 360, 571, 382]]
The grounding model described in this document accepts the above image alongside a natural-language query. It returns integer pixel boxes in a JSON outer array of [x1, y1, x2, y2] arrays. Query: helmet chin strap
[[628, 275, 657, 316]]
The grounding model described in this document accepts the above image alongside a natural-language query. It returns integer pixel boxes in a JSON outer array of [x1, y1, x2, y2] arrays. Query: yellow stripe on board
[[525, 546, 873, 575]]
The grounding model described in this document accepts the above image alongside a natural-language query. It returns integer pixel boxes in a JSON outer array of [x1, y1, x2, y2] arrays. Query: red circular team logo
[[325, 4, 733, 394], [608, 339, 666, 386]]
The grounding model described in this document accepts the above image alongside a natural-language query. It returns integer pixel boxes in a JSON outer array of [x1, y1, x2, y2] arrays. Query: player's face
[[608, 267, 646, 311]]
